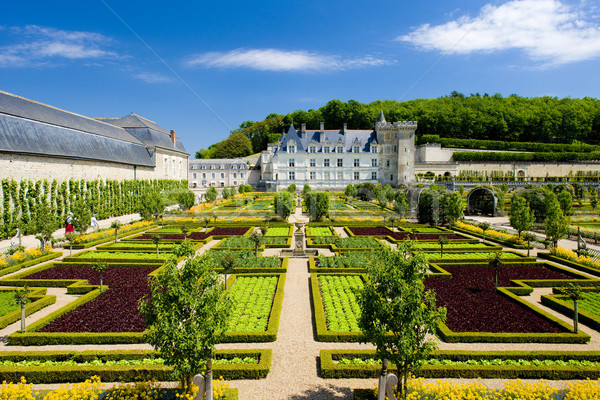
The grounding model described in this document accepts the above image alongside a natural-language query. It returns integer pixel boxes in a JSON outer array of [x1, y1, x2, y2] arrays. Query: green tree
[[345, 184, 357, 199], [438, 236, 449, 258], [417, 187, 443, 225], [110, 220, 121, 243], [286, 184, 297, 193], [32, 200, 58, 248], [557, 190, 574, 216], [249, 230, 263, 257], [220, 251, 237, 290], [359, 244, 446, 400], [393, 192, 409, 217], [176, 189, 195, 211], [439, 192, 463, 226], [561, 283, 584, 333], [172, 240, 196, 259], [14, 285, 29, 333], [222, 187, 231, 200], [273, 191, 294, 220], [152, 235, 162, 258], [545, 196, 569, 247], [205, 187, 218, 202], [509, 194, 534, 237], [92, 263, 109, 293], [302, 184, 311, 197], [489, 252, 502, 289], [305, 191, 329, 221], [478, 222, 491, 242], [71, 197, 91, 236], [64, 232, 76, 256], [139, 257, 232, 395], [139, 192, 165, 221], [522, 232, 537, 257], [212, 132, 253, 159], [181, 226, 190, 240]]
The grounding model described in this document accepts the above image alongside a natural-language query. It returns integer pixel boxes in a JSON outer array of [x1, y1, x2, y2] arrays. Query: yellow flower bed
[[453, 221, 527, 247], [0, 245, 53, 269], [72, 221, 152, 244], [550, 246, 600, 271]]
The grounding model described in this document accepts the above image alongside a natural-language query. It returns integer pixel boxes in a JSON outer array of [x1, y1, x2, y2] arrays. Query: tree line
[[196, 93, 600, 159]]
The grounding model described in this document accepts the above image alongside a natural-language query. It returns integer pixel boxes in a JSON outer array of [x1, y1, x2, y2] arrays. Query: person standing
[[90, 214, 99, 230], [65, 212, 74, 234]]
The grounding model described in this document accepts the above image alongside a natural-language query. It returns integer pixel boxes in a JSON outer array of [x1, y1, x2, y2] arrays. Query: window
[[240, 173, 244, 178], [221, 173, 225, 179], [337, 172, 343, 180], [220, 182, 225, 187], [172, 159, 175, 175], [390, 174, 393, 181], [310, 171, 315, 180], [309, 146, 316, 153], [324, 159, 330, 167], [289, 171, 295, 180], [353, 158, 359, 167], [233, 181, 237, 186], [288, 144, 296, 153], [371, 146, 378, 153], [192, 182, 197, 188], [202, 173, 206, 178], [324, 171, 330, 180], [220, 164, 224, 169], [372, 172, 377, 180], [371, 159, 378, 167], [393, 146, 397, 152], [310, 159, 316, 167], [337, 159, 343, 167], [386, 160, 390, 168], [163, 157, 168, 174], [337, 146, 344, 153], [233, 173, 237, 178], [289, 159, 295, 167], [193, 173, 197, 179], [201, 165, 206, 169], [353, 145, 360, 153], [211, 173, 215, 179], [354, 171, 359, 180], [324, 146, 330, 153]]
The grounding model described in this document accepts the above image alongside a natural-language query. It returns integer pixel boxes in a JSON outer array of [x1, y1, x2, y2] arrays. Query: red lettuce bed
[[349, 227, 463, 241], [135, 227, 248, 241]]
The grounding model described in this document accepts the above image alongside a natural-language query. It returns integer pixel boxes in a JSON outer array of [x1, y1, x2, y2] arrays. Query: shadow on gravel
[[289, 384, 353, 400]]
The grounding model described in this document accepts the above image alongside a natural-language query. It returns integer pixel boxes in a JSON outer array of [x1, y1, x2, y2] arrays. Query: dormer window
[[353, 145, 360, 153], [309, 146, 316, 153], [337, 146, 344, 153], [323, 146, 330, 154], [371, 146, 378, 153], [288, 144, 296, 153], [210, 165, 215, 169]]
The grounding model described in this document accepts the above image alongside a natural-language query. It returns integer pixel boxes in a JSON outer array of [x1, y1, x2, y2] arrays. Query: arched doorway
[[467, 187, 498, 216]]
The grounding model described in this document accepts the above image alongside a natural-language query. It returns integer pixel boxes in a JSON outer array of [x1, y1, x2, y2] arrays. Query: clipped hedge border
[[306, 237, 385, 253], [308, 257, 366, 274], [215, 258, 289, 274], [452, 225, 530, 249], [95, 241, 204, 252], [0, 287, 55, 329], [0, 349, 272, 383], [224, 273, 286, 343], [426, 250, 536, 264], [322, 349, 600, 380], [69, 225, 156, 249], [537, 252, 600, 277], [344, 226, 474, 244], [0, 252, 62, 278], [414, 243, 503, 253], [541, 292, 600, 332], [61, 250, 170, 264]]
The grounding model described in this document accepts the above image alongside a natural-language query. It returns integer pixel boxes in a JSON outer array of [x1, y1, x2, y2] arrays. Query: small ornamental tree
[[203, 215, 211, 229], [176, 189, 195, 211], [65, 232, 76, 256], [33, 200, 58, 248], [522, 232, 537, 257], [14, 285, 29, 333], [249, 230, 263, 257], [181, 226, 190, 240], [305, 191, 330, 221], [545, 196, 569, 247], [439, 192, 463, 227], [172, 240, 196, 259], [394, 193, 409, 217], [303, 184, 311, 197], [557, 190, 574, 216], [205, 186, 218, 202], [478, 222, 490, 243], [509, 194, 534, 237], [110, 220, 121, 243], [72, 197, 92, 236], [139, 257, 232, 395], [273, 191, 294, 220], [286, 184, 297, 193], [562, 283, 584, 333], [92, 262, 109, 293], [221, 187, 231, 200], [140, 192, 165, 221], [220, 252, 237, 290], [151, 235, 162, 258], [489, 252, 502, 289], [359, 243, 446, 400], [438, 235, 449, 258]]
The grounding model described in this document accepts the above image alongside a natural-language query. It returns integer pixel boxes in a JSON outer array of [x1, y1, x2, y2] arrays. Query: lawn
[[0, 291, 19, 317]]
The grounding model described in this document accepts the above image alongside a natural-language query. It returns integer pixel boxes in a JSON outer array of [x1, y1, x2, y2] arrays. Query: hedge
[[0, 349, 272, 383], [452, 151, 600, 162], [61, 250, 172, 264], [69, 224, 157, 249], [537, 252, 600, 277], [451, 225, 529, 249], [215, 258, 289, 274], [0, 251, 62, 278], [322, 349, 600, 380], [308, 257, 366, 274], [0, 287, 55, 329], [541, 292, 600, 332]]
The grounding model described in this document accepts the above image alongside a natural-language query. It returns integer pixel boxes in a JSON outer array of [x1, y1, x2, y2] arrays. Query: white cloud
[[0, 25, 116, 67], [185, 48, 388, 72], [133, 72, 172, 83], [398, 0, 600, 65]]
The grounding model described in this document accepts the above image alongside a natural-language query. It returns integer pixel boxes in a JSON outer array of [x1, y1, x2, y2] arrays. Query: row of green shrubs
[[453, 151, 600, 162]]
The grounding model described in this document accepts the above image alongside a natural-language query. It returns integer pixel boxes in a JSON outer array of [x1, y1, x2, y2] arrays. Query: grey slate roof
[[0, 91, 155, 166], [276, 123, 377, 154], [98, 113, 188, 155]]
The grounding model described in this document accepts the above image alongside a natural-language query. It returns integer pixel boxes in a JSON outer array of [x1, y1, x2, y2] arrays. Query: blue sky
[[2, 0, 600, 154]]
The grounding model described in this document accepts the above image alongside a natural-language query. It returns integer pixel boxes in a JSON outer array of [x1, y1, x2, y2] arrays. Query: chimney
[[319, 122, 325, 142], [343, 123, 347, 133], [170, 130, 176, 146]]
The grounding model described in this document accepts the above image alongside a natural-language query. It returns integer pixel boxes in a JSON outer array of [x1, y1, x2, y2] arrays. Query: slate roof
[[98, 113, 188, 155], [275, 123, 377, 154], [0, 91, 155, 167]]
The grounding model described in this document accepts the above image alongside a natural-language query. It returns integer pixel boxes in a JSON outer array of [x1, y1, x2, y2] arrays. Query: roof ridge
[[130, 113, 159, 125], [0, 90, 134, 132]]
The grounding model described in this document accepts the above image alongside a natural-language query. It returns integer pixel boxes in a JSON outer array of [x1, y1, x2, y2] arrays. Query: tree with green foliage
[[64, 232, 76, 256], [32, 200, 58, 248], [438, 236, 448, 258], [71, 197, 91, 236], [198, 131, 253, 159], [393, 192, 409, 217], [305, 191, 329, 221], [222, 187, 231, 200], [181, 226, 190, 240], [478, 222, 491, 243], [139, 192, 165, 221], [139, 256, 232, 396], [14, 285, 29, 333], [302, 184, 311, 197], [110, 220, 121, 243], [509, 194, 534, 237], [92, 263, 109, 293], [439, 192, 463, 227], [286, 184, 297, 193], [175, 189, 195, 211], [417, 186, 443, 225], [273, 191, 294, 220], [359, 243, 446, 400], [152, 235, 162, 258], [220, 251, 237, 290], [561, 283, 584, 333], [545, 196, 569, 247], [172, 240, 196, 259], [489, 252, 502, 289], [249, 230, 263, 257], [522, 232, 537, 257], [205, 187, 218, 203], [345, 184, 357, 200], [557, 190, 574, 216]]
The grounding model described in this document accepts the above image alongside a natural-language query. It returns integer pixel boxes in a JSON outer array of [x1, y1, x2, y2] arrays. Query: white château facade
[[260, 111, 417, 190]]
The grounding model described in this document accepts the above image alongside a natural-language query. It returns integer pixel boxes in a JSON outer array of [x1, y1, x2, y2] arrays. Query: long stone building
[[0, 91, 189, 182]]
